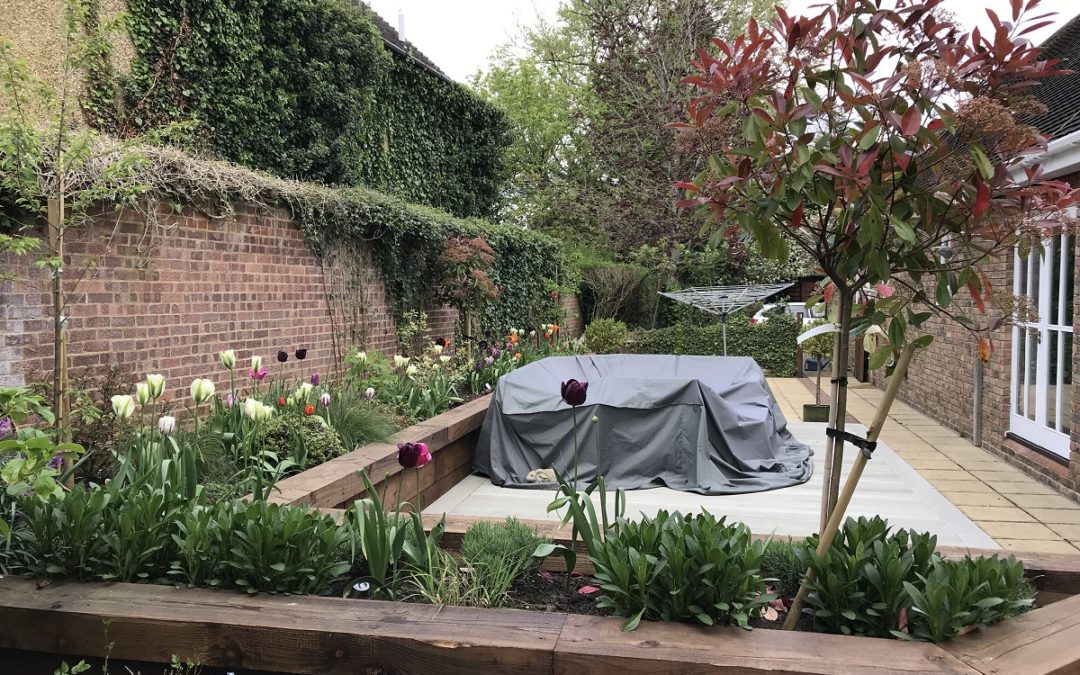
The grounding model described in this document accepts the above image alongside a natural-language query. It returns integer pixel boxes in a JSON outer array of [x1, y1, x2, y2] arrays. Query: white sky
[[365, 1, 1078, 83]]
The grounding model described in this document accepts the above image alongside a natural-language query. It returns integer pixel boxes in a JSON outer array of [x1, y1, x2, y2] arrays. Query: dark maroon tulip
[[397, 442, 426, 469], [561, 379, 588, 407], [295, 348, 308, 360], [277, 350, 288, 363], [435, 337, 446, 347]]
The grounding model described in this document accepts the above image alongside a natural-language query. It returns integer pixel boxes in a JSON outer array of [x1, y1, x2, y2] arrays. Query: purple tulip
[[225, 393, 235, 408], [0, 416, 11, 440], [311, 371, 320, 386], [47, 454, 63, 470], [560, 379, 588, 407], [277, 350, 289, 363], [397, 442, 432, 469], [505, 341, 513, 350], [492, 347, 501, 359]]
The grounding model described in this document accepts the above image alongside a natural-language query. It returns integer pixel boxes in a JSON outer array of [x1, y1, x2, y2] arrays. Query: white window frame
[[1009, 223, 1074, 460]]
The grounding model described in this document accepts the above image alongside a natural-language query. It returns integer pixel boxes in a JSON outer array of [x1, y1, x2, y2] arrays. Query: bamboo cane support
[[784, 343, 916, 630]]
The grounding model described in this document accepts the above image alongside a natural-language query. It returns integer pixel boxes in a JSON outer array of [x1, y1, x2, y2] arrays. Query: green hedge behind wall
[[631, 313, 799, 377]]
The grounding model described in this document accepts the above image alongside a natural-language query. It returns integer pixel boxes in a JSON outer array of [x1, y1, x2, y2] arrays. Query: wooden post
[[48, 197, 72, 488], [784, 343, 916, 630]]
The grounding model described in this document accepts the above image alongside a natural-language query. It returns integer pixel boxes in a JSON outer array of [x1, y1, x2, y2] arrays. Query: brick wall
[[870, 170, 1080, 498], [0, 202, 456, 404]]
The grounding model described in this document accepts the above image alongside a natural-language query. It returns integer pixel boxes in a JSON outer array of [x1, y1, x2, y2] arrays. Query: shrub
[[253, 413, 347, 470], [590, 510, 770, 631], [579, 263, 651, 324], [797, 516, 1034, 641], [585, 319, 629, 354], [323, 387, 397, 451], [632, 313, 799, 376]]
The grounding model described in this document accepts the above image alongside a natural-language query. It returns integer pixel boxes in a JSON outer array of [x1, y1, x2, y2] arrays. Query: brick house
[[873, 14, 1080, 499]]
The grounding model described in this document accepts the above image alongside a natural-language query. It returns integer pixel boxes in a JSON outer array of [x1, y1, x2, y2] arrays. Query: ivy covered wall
[[90, 0, 510, 219]]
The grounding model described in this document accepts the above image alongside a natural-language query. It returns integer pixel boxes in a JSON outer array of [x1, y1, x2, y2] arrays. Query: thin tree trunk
[[784, 343, 916, 630], [48, 196, 72, 488], [817, 291, 853, 533]]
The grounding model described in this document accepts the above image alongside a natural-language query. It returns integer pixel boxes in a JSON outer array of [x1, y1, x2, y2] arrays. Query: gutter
[[1010, 127, 1080, 181]]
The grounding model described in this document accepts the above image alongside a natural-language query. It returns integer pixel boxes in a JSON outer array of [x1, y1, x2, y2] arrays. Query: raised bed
[[1, 575, 1080, 674]]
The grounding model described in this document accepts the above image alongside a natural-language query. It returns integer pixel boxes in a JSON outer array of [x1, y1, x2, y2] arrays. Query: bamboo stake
[[48, 196, 72, 489], [784, 342, 916, 630]]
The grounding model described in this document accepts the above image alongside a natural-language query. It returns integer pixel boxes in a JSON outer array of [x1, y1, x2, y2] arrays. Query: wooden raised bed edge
[[267, 395, 491, 509], [9, 575, 1080, 675]]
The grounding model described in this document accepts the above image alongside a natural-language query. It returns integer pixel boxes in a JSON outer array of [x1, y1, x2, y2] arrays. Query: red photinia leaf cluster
[[671, 0, 1078, 365]]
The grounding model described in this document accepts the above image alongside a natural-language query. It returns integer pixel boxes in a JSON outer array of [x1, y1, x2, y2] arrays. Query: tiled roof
[[355, 2, 450, 81], [1023, 12, 1080, 140]]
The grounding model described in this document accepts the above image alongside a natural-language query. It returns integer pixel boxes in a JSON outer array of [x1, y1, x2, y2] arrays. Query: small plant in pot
[[799, 320, 833, 422]]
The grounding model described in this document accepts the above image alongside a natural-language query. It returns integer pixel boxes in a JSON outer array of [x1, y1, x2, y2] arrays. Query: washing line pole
[[657, 283, 795, 358]]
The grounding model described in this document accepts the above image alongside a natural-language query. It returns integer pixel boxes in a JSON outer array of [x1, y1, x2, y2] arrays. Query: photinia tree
[[670, 0, 1078, 627]]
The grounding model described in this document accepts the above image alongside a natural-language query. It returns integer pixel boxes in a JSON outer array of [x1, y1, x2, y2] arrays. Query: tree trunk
[[48, 197, 71, 488], [783, 343, 916, 630], [818, 290, 853, 533]]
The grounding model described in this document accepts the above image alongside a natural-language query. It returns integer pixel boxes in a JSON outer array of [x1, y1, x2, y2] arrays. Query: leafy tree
[[671, 0, 1077, 625]]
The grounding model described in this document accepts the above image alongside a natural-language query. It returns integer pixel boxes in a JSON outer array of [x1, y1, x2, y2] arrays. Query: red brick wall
[[0, 203, 456, 404], [870, 170, 1080, 498]]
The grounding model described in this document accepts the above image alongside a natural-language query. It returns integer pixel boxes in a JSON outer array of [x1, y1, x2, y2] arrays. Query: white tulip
[[190, 378, 215, 404], [145, 373, 165, 399], [219, 349, 236, 370], [157, 416, 177, 436], [134, 382, 151, 406], [111, 394, 135, 419]]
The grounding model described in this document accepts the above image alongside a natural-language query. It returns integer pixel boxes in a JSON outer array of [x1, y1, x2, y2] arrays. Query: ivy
[[90, 0, 509, 219]]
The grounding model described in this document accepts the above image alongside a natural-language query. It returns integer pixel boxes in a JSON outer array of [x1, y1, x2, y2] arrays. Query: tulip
[[225, 393, 235, 408], [432, 344, 444, 355], [295, 348, 308, 360], [304, 404, 315, 416], [484, 356, 494, 366], [287, 395, 297, 406], [249, 367, 268, 381], [397, 441, 432, 469], [406, 364, 418, 377], [277, 350, 288, 363], [321, 392, 333, 406], [135, 382, 151, 406], [514, 352, 522, 360], [158, 416, 177, 436], [111, 394, 135, 419], [297, 382, 314, 399], [510, 328, 518, 336], [257, 403, 274, 421], [250, 355, 263, 371], [560, 379, 588, 407], [394, 355, 409, 368], [145, 374, 165, 400], [529, 330, 536, 337], [363, 388, 374, 400], [278, 397, 287, 407], [492, 348, 501, 359], [243, 398, 259, 420], [356, 350, 368, 364], [0, 416, 12, 440], [190, 378, 215, 404], [439, 355, 451, 364], [435, 337, 446, 347], [478, 340, 488, 350], [219, 349, 236, 370], [310, 371, 320, 386]]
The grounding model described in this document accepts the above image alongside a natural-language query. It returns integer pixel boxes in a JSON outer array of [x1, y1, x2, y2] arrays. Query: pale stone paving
[[768, 377, 1080, 555]]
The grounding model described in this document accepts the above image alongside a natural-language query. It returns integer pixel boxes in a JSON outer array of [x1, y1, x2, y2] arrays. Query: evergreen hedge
[[631, 313, 799, 376]]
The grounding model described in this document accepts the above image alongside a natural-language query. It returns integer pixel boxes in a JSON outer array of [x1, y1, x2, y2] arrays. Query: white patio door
[[1010, 233, 1074, 460]]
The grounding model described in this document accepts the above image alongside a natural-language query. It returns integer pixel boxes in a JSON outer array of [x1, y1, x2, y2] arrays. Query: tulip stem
[[571, 406, 579, 488]]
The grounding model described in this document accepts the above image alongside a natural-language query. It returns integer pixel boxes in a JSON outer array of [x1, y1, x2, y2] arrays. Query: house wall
[[0, 203, 456, 404], [872, 171, 1080, 500]]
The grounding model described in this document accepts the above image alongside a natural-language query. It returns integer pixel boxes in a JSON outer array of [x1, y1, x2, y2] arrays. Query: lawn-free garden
[[3, 0, 1080, 673]]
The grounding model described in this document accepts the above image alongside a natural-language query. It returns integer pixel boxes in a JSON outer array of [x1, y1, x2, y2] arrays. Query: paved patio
[[770, 378, 1080, 555], [427, 377, 1080, 553]]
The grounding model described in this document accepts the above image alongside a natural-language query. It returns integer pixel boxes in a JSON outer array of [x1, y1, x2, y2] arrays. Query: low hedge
[[631, 313, 799, 376]]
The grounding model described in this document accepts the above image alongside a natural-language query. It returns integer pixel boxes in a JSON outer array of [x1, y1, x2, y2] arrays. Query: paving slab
[[427, 422, 998, 548]]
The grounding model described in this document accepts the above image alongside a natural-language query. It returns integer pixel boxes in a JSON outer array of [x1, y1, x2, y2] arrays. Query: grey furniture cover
[[473, 355, 812, 495]]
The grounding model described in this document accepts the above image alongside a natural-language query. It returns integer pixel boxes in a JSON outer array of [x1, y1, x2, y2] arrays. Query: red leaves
[[972, 180, 991, 220], [900, 106, 921, 136], [792, 203, 805, 229], [978, 337, 993, 364]]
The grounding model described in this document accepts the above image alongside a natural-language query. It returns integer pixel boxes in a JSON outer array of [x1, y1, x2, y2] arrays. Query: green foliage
[[591, 510, 771, 631], [321, 387, 397, 452], [633, 313, 799, 376], [102, 0, 509, 219], [253, 412, 347, 471], [0, 387, 54, 427], [762, 538, 804, 600], [800, 320, 834, 360], [797, 516, 1034, 641], [0, 433, 85, 500], [584, 319, 629, 355], [460, 518, 548, 606], [11, 482, 352, 594]]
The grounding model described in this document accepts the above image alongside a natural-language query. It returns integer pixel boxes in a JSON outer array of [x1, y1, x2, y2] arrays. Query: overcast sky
[[366, 1, 1077, 83]]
